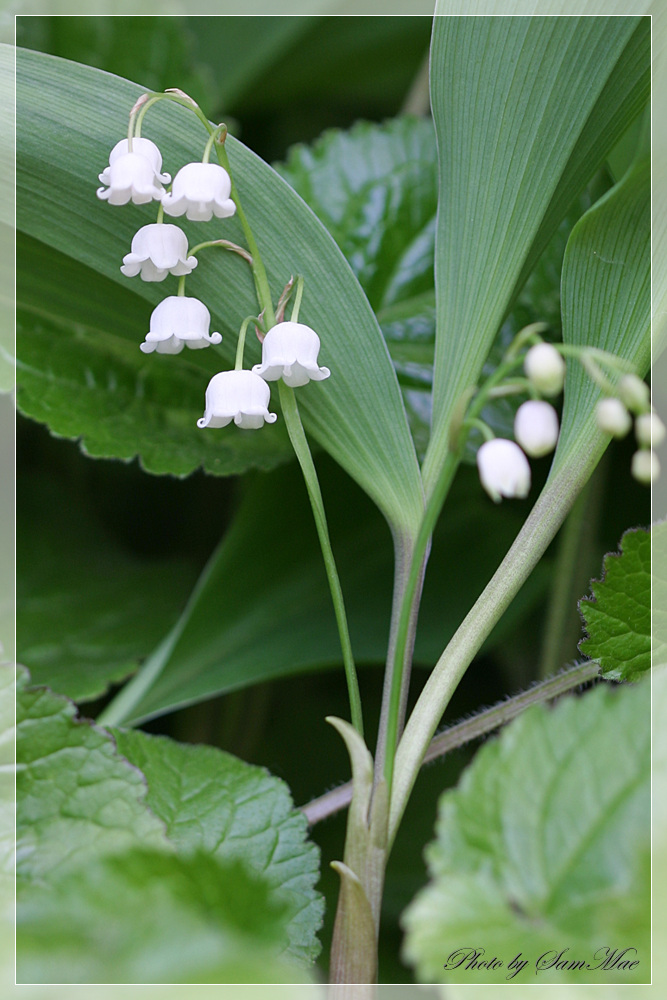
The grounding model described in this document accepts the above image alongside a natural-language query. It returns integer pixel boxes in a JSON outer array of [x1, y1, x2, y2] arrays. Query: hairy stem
[[302, 660, 600, 826]]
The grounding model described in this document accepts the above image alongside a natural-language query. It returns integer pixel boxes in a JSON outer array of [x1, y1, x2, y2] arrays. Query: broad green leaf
[[113, 728, 322, 965], [17, 468, 201, 702], [278, 116, 592, 462], [554, 157, 650, 472], [18, 849, 312, 985], [402, 681, 650, 985], [424, 15, 650, 493], [118, 459, 549, 724], [15, 47, 423, 534], [579, 526, 653, 681], [16, 668, 169, 885]]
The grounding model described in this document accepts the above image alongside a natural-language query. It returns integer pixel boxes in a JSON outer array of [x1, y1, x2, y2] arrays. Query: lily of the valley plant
[[15, 13, 654, 990], [87, 33, 655, 981]]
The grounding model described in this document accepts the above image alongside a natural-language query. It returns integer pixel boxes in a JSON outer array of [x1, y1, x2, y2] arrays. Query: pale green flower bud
[[631, 449, 660, 484], [596, 398, 632, 438], [523, 343, 566, 397], [618, 374, 650, 413], [635, 412, 666, 449]]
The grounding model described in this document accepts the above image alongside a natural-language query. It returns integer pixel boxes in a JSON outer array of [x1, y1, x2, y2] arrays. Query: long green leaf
[[15, 46, 423, 534], [554, 157, 650, 470], [424, 14, 649, 494]]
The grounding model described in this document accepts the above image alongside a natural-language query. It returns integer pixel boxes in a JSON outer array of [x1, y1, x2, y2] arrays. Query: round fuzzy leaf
[[402, 681, 650, 985], [113, 727, 323, 966]]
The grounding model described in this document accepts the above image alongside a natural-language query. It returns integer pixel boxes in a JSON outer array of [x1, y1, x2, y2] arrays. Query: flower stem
[[388, 443, 599, 848], [177, 275, 186, 297], [235, 316, 257, 371], [202, 124, 228, 164], [279, 382, 364, 737], [377, 348, 528, 791], [156, 203, 164, 224], [290, 276, 305, 323]]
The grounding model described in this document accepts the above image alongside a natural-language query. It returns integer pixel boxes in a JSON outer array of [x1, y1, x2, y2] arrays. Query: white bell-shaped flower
[[635, 412, 666, 448], [513, 400, 560, 458], [524, 343, 566, 397], [477, 438, 531, 503], [161, 163, 236, 222], [140, 296, 222, 354], [252, 322, 331, 388], [595, 397, 632, 438], [198, 370, 278, 430], [98, 138, 170, 186], [631, 449, 660, 484], [97, 138, 170, 206], [121, 224, 198, 282]]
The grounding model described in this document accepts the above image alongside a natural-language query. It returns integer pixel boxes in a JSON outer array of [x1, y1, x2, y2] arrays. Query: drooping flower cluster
[[475, 342, 563, 503], [474, 333, 660, 503], [97, 115, 330, 428], [594, 373, 663, 483]]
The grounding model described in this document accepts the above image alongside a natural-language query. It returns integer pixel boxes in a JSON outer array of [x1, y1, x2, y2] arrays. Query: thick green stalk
[[279, 382, 364, 736], [388, 442, 600, 847], [302, 660, 600, 826]]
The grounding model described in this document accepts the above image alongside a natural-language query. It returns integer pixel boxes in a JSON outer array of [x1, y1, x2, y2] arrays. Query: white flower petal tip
[[140, 296, 221, 354], [121, 224, 198, 282], [476, 439, 531, 503], [161, 162, 237, 222], [99, 138, 170, 184], [523, 343, 566, 397], [252, 322, 331, 387], [595, 397, 632, 438], [631, 449, 660, 485], [513, 400, 560, 458], [635, 412, 666, 449], [197, 370, 277, 430], [97, 152, 166, 206]]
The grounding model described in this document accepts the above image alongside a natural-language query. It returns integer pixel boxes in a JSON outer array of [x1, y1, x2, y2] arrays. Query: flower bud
[[476, 439, 531, 503], [631, 449, 660, 485], [618, 374, 650, 413], [635, 412, 665, 448], [513, 400, 559, 458], [595, 398, 632, 438], [523, 343, 566, 397]]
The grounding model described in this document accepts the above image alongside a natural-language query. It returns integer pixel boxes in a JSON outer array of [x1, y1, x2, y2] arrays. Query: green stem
[[290, 276, 305, 323], [202, 124, 228, 164], [156, 202, 164, 224], [388, 440, 600, 848], [278, 383, 363, 735], [214, 141, 276, 329], [464, 416, 495, 442], [378, 348, 526, 791], [302, 660, 600, 826], [177, 275, 186, 296], [235, 316, 257, 371]]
